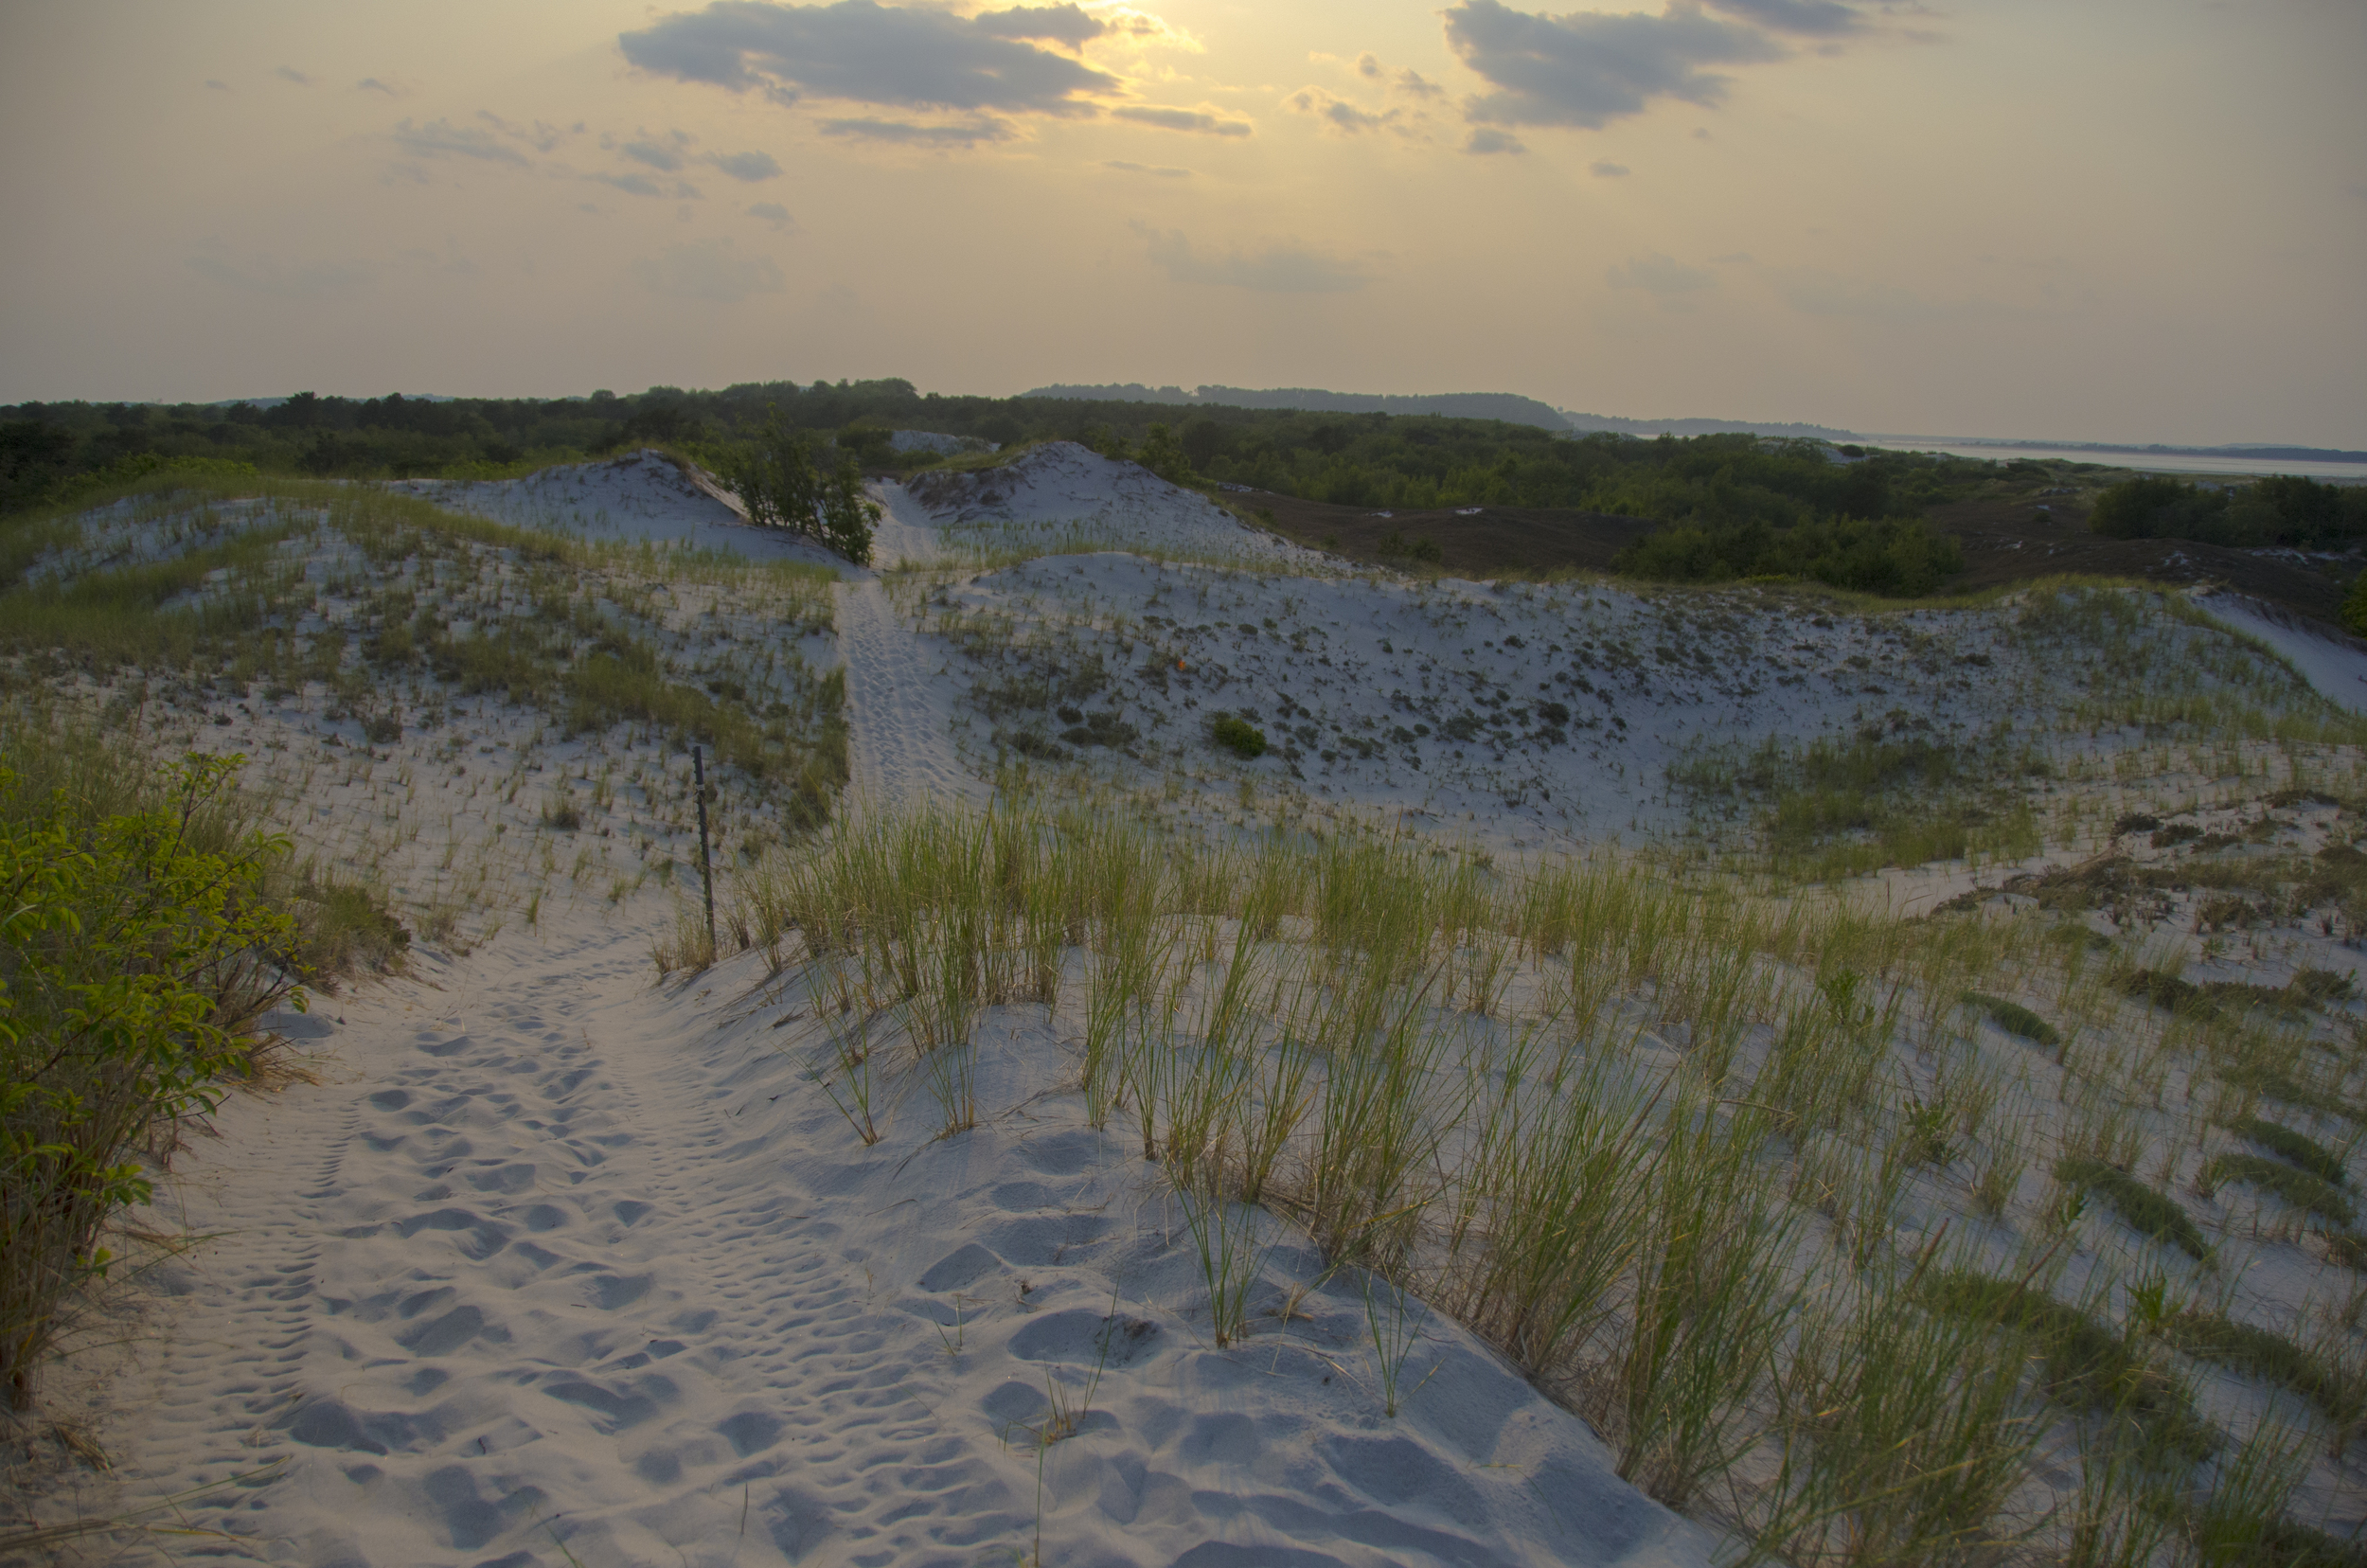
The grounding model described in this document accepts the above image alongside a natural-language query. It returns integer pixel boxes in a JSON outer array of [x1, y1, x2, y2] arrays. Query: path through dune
[[830, 483, 988, 813], [60, 903, 1704, 1567]]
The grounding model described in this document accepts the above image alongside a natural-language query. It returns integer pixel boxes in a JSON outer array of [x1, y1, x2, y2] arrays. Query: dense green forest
[[1, 379, 1992, 521], [0, 379, 2068, 594], [2089, 473, 2367, 550]]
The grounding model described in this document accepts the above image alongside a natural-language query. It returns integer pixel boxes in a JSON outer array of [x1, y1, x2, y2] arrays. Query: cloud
[[1608, 253, 1713, 293], [973, 3, 1103, 49], [634, 239, 785, 302], [708, 149, 784, 180], [1112, 104, 1251, 136], [623, 135, 690, 170], [1104, 160, 1190, 177], [1591, 159, 1628, 176], [205, 79, 229, 91], [590, 170, 669, 196], [748, 200, 798, 227], [275, 66, 312, 86], [188, 253, 374, 298], [1465, 127, 1525, 154], [1133, 223, 1368, 294], [358, 78, 408, 96], [1286, 88, 1393, 134], [1445, 0, 1783, 130], [618, 1, 1118, 116], [1703, 0, 1865, 37], [819, 116, 1014, 146], [476, 110, 573, 153], [1344, 51, 1444, 99], [391, 117, 532, 165]]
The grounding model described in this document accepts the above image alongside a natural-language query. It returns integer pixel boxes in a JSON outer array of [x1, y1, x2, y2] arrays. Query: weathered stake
[[693, 744, 717, 956]]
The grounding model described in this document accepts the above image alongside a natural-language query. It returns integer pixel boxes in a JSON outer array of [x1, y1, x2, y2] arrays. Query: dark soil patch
[[1928, 497, 2360, 631]]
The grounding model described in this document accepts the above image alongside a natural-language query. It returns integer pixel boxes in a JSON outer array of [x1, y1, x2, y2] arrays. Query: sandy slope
[[21, 449, 2367, 1563], [34, 916, 1708, 1568], [2196, 591, 2367, 716], [8, 455, 1713, 1566], [832, 483, 991, 813]]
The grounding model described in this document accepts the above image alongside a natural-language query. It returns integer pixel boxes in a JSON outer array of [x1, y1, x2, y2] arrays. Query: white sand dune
[[393, 452, 845, 570], [71, 920, 1709, 1567], [23, 450, 2367, 1563], [2195, 590, 2367, 716], [906, 442, 1319, 567]]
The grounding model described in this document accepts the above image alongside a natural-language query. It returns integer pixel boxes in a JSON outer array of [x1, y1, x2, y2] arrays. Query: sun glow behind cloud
[[0, 0, 2358, 446]]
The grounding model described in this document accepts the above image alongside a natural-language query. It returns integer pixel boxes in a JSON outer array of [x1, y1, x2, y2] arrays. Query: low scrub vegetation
[[1, 748, 302, 1406], [1612, 513, 1967, 596], [2091, 473, 2366, 550]]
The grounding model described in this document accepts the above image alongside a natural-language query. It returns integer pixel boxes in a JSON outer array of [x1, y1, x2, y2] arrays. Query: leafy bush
[[1612, 514, 1966, 596], [1377, 529, 1444, 564], [1210, 715, 1267, 758], [2, 755, 301, 1404], [720, 404, 880, 564], [2091, 473, 2367, 549]]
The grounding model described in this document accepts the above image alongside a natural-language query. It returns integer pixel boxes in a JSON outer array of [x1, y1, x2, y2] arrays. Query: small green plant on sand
[[1210, 714, 1266, 759]]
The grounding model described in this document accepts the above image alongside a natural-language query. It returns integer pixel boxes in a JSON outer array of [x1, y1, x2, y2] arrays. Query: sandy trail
[[831, 484, 989, 814], [59, 908, 1704, 1568], [101, 927, 998, 1565]]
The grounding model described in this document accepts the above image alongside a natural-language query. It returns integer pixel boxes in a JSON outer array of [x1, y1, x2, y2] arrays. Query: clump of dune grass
[[2231, 1116, 2349, 1186], [714, 788, 2367, 1549], [2201, 1152, 2356, 1227], [2156, 1310, 2365, 1443], [1965, 989, 2063, 1048], [1922, 1268, 2216, 1459], [2057, 1155, 2211, 1258]]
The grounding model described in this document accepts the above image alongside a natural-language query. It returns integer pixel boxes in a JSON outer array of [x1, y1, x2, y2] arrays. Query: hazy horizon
[[5, 1, 2361, 448]]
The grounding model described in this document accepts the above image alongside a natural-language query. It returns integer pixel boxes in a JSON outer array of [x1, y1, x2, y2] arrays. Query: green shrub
[[719, 403, 880, 564], [2091, 473, 2365, 550], [1611, 513, 1965, 596], [2204, 1152, 2356, 1225], [2057, 1155, 2210, 1258], [1, 755, 302, 1404], [1210, 715, 1267, 758]]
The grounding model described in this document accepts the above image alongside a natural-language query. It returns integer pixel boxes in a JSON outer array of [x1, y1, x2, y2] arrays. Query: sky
[[3, 0, 2361, 446]]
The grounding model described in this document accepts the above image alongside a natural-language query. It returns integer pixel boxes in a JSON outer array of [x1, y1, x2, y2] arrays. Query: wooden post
[[693, 745, 716, 955]]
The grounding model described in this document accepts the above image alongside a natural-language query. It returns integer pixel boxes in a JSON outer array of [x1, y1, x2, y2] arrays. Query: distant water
[[1859, 440, 2366, 481]]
